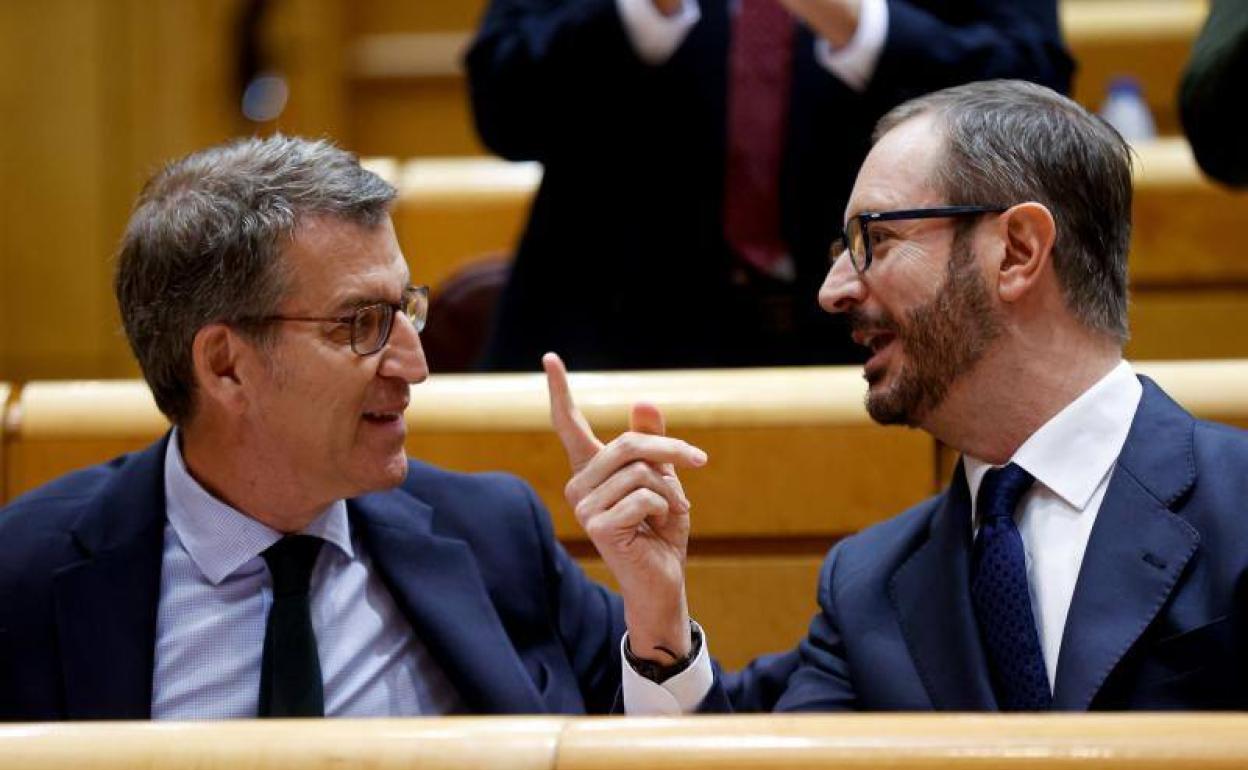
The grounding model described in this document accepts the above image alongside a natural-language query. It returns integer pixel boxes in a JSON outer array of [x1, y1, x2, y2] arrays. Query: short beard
[[856, 234, 1002, 426]]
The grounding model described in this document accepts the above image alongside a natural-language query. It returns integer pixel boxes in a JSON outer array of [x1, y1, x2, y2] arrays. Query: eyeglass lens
[[350, 289, 429, 355], [351, 305, 391, 355], [846, 218, 866, 271]]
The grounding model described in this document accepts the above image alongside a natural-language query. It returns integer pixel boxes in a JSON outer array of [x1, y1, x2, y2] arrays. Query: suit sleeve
[[518, 478, 628, 713], [697, 544, 854, 713], [465, 0, 655, 162], [1179, 0, 1248, 187], [863, 0, 1073, 105], [772, 542, 859, 711]]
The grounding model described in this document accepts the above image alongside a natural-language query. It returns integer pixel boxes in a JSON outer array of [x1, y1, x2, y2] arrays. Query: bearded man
[[547, 79, 1248, 711]]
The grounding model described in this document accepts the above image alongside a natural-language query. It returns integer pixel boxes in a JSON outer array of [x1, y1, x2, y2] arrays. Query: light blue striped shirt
[[151, 431, 462, 718]]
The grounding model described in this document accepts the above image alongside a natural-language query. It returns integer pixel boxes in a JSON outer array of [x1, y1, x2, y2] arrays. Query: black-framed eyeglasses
[[240, 285, 429, 356], [831, 205, 1007, 273]]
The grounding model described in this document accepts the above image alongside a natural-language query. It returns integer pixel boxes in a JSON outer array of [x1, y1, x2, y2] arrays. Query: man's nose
[[380, 311, 429, 385], [818, 251, 867, 314]]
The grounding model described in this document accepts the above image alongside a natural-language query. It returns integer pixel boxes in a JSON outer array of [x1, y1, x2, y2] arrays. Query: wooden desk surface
[[3, 714, 1248, 770]]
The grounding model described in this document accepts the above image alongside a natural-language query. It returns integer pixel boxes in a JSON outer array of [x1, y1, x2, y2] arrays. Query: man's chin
[[350, 453, 410, 495], [865, 384, 923, 427]]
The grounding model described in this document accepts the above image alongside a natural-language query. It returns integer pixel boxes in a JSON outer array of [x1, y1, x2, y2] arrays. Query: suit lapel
[[53, 436, 170, 718], [890, 464, 997, 710], [350, 490, 544, 714], [1052, 378, 1200, 709]]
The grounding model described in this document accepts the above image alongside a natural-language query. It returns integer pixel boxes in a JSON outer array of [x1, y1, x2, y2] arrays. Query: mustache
[[847, 308, 901, 337]]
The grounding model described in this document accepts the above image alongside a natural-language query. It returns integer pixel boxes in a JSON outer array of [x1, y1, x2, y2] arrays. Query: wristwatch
[[624, 621, 704, 684]]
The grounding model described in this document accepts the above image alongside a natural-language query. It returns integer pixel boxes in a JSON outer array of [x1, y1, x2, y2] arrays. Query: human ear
[[190, 323, 247, 414], [996, 202, 1056, 304]]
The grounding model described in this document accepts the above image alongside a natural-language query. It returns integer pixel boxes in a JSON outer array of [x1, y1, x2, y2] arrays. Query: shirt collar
[[163, 429, 354, 585], [963, 360, 1142, 516]]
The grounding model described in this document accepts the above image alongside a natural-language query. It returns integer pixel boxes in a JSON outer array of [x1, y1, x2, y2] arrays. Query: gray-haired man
[[0, 136, 791, 720]]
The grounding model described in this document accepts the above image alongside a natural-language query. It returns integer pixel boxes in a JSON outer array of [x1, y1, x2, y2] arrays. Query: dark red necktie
[[723, 0, 796, 281]]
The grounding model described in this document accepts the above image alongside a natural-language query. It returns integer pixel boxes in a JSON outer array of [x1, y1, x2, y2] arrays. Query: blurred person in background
[[467, 0, 1072, 371], [1180, 0, 1248, 187]]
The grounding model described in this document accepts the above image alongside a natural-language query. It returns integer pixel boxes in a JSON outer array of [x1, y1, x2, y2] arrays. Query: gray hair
[[874, 80, 1133, 342], [115, 135, 397, 424]]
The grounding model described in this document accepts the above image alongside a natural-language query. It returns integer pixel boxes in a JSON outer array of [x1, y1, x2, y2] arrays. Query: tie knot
[[977, 463, 1035, 523], [262, 535, 323, 597]]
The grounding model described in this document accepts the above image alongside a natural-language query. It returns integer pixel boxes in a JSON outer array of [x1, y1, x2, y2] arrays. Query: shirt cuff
[[620, 621, 714, 714], [813, 0, 888, 91], [615, 0, 701, 65]]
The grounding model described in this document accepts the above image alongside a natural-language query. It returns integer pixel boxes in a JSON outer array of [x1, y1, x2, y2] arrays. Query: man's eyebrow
[[329, 284, 417, 314]]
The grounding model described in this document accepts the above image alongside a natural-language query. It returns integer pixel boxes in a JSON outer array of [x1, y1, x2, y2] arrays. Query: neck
[[922, 326, 1122, 465], [178, 419, 329, 533]]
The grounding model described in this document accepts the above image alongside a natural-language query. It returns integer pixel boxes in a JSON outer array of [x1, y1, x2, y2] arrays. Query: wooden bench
[[0, 718, 563, 770], [1126, 139, 1248, 360], [363, 156, 538, 290], [3, 715, 1248, 767], [559, 714, 1248, 769], [3, 368, 932, 665], [6, 360, 1247, 665], [1062, 0, 1206, 137]]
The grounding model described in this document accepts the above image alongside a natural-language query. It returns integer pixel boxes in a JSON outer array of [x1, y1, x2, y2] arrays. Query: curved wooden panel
[[6, 369, 932, 530], [582, 555, 822, 669], [1063, 0, 1206, 135], [407, 366, 874, 431], [15, 381, 165, 439], [1134, 359, 1248, 425], [0, 718, 565, 770], [558, 714, 1248, 770], [1131, 139, 1248, 288]]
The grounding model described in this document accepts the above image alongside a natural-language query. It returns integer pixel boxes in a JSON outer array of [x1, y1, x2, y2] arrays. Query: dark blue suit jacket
[[467, 0, 1073, 370], [0, 436, 793, 720], [706, 377, 1248, 710]]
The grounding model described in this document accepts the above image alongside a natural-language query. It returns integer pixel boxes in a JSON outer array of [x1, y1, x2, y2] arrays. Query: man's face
[[243, 214, 427, 502], [820, 116, 1002, 427]]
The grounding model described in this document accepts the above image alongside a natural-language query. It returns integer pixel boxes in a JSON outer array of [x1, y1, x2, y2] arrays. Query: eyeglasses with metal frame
[[241, 284, 429, 356], [831, 205, 1007, 274]]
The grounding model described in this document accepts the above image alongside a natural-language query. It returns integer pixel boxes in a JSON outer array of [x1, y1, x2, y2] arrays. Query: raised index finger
[[542, 352, 603, 472]]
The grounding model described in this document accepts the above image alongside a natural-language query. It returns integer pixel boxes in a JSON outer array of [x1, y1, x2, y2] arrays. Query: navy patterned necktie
[[970, 463, 1052, 710], [258, 534, 325, 717]]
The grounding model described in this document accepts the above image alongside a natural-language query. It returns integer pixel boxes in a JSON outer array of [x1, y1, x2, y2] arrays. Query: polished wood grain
[[584, 555, 822, 668], [6, 361, 1248, 666], [0, 0, 247, 384], [365, 157, 538, 288], [1063, 0, 1206, 136], [3, 715, 1248, 769], [558, 714, 1248, 770], [0, 718, 564, 770], [5, 369, 936, 537]]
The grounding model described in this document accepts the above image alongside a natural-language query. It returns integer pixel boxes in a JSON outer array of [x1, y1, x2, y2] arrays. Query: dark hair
[[115, 135, 397, 424], [874, 80, 1133, 342]]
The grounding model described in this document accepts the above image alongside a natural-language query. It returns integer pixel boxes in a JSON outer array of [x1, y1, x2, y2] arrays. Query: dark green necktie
[[258, 534, 325, 717]]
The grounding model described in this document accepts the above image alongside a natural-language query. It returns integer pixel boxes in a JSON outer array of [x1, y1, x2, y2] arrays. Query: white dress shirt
[[615, 0, 889, 91], [625, 360, 1143, 712], [963, 360, 1142, 688], [151, 431, 462, 718]]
